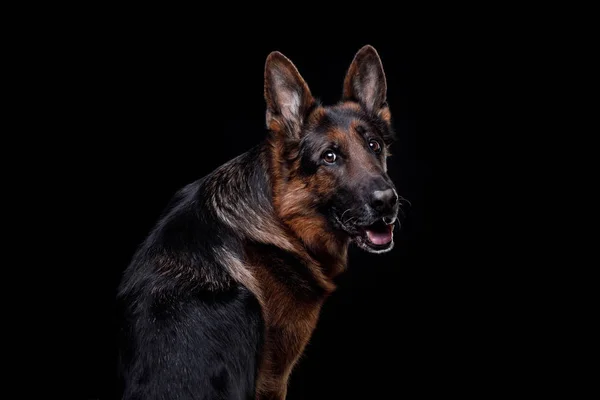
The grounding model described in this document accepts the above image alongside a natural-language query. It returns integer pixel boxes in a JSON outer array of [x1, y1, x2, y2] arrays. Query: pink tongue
[[366, 225, 393, 245]]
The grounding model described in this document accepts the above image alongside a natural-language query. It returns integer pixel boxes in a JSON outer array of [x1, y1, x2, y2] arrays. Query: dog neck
[[208, 143, 348, 291]]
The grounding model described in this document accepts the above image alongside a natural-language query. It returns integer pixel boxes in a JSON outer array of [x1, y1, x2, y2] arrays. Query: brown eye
[[369, 139, 382, 154], [323, 150, 337, 164]]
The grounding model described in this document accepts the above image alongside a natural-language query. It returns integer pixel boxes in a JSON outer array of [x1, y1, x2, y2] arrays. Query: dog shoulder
[[118, 181, 263, 398]]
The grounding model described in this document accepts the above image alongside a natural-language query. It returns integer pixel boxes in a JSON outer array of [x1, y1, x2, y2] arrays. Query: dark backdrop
[[75, 30, 444, 399], [25, 11, 565, 398]]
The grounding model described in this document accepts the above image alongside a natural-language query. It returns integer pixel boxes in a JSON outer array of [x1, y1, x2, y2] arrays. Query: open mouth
[[365, 220, 394, 246], [354, 219, 395, 252]]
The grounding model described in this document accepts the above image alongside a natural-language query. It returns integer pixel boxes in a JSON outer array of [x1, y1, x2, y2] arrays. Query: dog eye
[[369, 139, 382, 154], [323, 150, 337, 164]]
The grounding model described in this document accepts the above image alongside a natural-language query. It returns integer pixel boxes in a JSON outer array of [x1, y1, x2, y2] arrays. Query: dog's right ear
[[264, 51, 315, 138], [342, 45, 388, 114]]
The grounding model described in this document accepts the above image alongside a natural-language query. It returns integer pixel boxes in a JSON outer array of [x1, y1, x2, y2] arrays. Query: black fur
[[246, 242, 325, 301], [117, 147, 270, 400]]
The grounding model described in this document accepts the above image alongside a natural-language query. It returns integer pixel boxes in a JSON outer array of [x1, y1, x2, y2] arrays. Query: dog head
[[265, 45, 402, 254]]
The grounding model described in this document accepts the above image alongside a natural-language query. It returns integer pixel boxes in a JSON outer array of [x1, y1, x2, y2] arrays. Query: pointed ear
[[264, 51, 315, 138], [342, 45, 388, 113]]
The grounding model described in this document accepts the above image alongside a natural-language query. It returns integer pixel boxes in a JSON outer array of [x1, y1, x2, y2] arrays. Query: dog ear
[[264, 51, 315, 138], [342, 45, 388, 114]]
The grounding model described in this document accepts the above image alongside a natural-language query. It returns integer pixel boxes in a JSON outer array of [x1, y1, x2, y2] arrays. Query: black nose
[[371, 188, 398, 213]]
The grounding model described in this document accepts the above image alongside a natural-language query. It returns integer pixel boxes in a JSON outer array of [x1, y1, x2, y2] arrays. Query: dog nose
[[371, 188, 398, 212]]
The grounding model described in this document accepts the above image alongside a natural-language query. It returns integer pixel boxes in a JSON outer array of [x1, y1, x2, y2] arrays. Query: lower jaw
[[353, 234, 394, 253]]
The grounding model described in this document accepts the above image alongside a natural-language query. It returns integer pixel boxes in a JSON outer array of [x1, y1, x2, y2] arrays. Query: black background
[[8, 6, 576, 397], [69, 24, 525, 399]]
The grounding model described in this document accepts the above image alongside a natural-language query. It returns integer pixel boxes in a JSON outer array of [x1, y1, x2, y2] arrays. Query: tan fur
[[252, 263, 326, 399], [378, 106, 392, 124]]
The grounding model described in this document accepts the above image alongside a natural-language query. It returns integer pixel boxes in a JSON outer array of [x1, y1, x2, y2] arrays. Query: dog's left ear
[[264, 51, 315, 138], [343, 45, 389, 118]]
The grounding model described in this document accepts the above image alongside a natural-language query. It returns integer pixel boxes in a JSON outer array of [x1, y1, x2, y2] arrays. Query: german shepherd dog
[[118, 45, 402, 400]]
